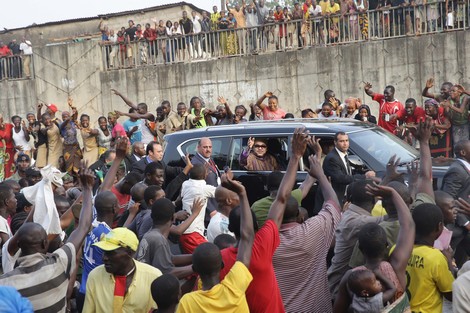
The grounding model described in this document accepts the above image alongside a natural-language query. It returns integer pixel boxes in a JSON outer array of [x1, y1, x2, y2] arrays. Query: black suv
[[163, 119, 451, 206]]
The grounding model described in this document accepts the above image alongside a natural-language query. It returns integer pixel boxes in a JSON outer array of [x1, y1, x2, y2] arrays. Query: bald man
[[191, 137, 222, 219], [0, 165, 95, 312], [207, 186, 240, 242]]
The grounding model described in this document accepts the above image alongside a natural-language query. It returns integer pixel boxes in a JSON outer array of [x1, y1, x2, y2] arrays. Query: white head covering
[[21, 165, 65, 235]]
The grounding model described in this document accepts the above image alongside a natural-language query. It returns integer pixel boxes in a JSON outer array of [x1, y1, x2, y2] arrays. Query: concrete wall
[[1, 30, 469, 126]]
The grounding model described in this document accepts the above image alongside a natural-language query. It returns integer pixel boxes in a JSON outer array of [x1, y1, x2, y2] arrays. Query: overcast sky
[[1, 0, 219, 29]]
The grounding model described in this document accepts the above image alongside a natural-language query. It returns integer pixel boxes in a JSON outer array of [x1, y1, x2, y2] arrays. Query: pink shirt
[[111, 123, 126, 138], [262, 107, 286, 120]]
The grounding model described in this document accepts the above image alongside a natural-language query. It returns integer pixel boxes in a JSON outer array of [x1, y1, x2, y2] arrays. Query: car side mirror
[[348, 155, 366, 171]]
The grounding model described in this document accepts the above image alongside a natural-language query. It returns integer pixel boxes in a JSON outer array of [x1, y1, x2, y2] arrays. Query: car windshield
[[348, 128, 418, 170]]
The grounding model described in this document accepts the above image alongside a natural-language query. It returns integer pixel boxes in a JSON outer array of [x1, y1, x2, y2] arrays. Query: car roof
[[165, 118, 375, 140]]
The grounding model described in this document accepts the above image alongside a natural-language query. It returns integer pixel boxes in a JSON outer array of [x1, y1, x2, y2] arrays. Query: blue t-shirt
[[123, 119, 142, 144], [0, 286, 33, 313], [79, 222, 111, 294]]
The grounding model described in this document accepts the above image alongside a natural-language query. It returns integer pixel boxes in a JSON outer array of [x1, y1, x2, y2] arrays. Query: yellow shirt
[[371, 200, 387, 217], [320, 0, 330, 14], [83, 260, 162, 313], [176, 261, 253, 313], [406, 245, 454, 313], [210, 12, 221, 30], [229, 8, 246, 28], [326, 3, 341, 23]]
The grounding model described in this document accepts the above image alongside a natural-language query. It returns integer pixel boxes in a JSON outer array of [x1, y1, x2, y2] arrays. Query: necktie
[[344, 155, 352, 175], [208, 159, 218, 176]]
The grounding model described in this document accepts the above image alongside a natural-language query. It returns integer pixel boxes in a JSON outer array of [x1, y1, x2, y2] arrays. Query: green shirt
[[252, 189, 302, 227]]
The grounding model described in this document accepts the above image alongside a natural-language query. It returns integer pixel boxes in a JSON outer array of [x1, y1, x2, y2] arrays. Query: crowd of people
[[0, 118, 469, 312], [1, 0, 468, 77], [98, 0, 469, 67], [0, 73, 468, 312], [1, 77, 467, 182], [0, 38, 33, 80]]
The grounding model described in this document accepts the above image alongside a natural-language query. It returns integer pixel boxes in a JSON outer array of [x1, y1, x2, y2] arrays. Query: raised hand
[[407, 117, 433, 142], [291, 127, 309, 159], [221, 171, 246, 194], [407, 159, 419, 187], [247, 137, 254, 149], [191, 197, 205, 215], [78, 160, 95, 189], [307, 135, 322, 159], [111, 88, 120, 96], [217, 96, 227, 105], [329, 97, 339, 109], [115, 136, 129, 159], [365, 183, 394, 199], [307, 154, 323, 179], [425, 77, 434, 89], [364, 82, 372, 91], [265, 91, 273, 98], [385, 155, 404, 181]]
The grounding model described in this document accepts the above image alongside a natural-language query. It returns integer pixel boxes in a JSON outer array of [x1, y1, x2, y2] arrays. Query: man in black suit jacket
[[130, 141, 184, 197], [130, 141, 163, 176], [442, 140, 470, 200], [191, 137, 221, 217], [316, 132, 376, 209]]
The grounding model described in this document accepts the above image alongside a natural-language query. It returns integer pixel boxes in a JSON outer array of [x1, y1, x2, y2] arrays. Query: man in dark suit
[[441, 140, 470, 267], [191, 137, 221, 218], [130, 141, 163, 176], [130, 141, 185, 199], [318, 132, 376, 207], [442, 140, 470, 200], [124, 141, 146, 171]]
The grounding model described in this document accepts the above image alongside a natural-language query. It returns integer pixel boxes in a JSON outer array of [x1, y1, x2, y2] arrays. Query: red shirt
[[396, 106, 426, 124], [111, 185, 130, 227], [372, 93, 404, 133], [220, 220, 285, 313], [143, 28, 157, 41], [274, 12, 284, 21], [0, 123, 14, 148], [0, 46, 12, 57]]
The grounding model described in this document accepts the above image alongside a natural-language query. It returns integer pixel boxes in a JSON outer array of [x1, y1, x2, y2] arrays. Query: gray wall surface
[[1, 30, 468, 125]]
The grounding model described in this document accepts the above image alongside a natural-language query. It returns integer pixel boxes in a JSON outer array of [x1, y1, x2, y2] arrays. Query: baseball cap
[[94, 227, 139, 252], [46, 103, 58, 113]]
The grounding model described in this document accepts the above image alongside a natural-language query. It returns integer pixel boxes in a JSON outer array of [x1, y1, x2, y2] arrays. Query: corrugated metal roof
[[1, 1, 203, 33]]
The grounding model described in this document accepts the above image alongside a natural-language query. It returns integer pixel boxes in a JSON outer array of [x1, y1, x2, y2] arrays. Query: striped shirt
[[272, 200, 341, 313], [0, 242, 76, 313]]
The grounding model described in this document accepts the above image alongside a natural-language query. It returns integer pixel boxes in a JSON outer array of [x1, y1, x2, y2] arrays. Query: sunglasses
[[254, 145, 267, 149]]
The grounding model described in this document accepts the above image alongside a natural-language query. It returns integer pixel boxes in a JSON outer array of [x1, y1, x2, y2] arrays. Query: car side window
[[236, 136, 289, 171], [182, 137, 231, 170], [229, 138, 243, 170]]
